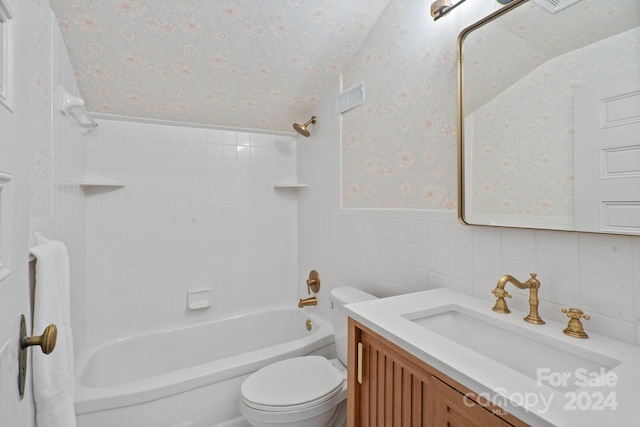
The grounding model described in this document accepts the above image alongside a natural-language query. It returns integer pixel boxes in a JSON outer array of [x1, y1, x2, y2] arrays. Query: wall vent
[[335, 82, 365, 115], [532, 0, 582, 13]]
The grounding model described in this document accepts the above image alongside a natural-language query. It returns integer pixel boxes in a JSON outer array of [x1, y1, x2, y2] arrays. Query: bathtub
[[74, 307, 335, 427]]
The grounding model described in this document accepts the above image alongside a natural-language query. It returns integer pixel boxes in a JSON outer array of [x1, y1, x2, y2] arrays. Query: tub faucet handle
[[306, 270, 320, 294]]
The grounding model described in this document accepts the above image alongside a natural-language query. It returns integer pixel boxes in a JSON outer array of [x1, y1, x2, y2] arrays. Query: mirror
[[458, 0, 640, 235]]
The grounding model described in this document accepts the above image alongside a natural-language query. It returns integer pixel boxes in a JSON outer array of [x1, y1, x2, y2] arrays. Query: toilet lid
[[241, 356, 344, 408]]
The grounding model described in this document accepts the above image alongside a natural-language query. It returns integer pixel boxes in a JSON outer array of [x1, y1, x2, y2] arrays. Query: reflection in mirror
[[458, 0, 640, 235]]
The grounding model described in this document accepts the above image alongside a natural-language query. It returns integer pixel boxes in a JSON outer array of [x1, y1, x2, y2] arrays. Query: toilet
[[239, 287, 377, 427]]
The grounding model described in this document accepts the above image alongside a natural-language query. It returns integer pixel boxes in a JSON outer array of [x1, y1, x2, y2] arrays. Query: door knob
[[22, 323, 57, 354], [18, 315, 58, 399]]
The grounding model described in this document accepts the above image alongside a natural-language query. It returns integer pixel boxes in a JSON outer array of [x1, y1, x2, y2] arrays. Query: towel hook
[[18, 314, 57, 399]]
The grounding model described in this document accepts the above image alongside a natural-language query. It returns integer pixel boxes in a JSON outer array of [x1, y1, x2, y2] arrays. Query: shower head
[[292, 116, 317, 137]]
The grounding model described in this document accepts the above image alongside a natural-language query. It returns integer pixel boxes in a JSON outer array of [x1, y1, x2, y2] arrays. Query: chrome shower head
[[292, 116, 317, 137]]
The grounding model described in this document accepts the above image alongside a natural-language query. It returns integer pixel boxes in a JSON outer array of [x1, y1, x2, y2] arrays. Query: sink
[[403, 305, 620, 391]]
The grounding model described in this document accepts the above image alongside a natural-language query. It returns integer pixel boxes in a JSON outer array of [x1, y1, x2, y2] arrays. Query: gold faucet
[[298, 296, 317, 308], [561, 308, 590, 339], [492, 273, 545, 325]]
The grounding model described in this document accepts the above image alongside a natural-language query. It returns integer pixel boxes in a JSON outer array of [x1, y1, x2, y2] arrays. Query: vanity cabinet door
[[430, 377, 514, 427], [348, 318, 434, 426]]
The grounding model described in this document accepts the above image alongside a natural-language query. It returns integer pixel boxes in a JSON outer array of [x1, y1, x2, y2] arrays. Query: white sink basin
[[403, 305, 620, 391]]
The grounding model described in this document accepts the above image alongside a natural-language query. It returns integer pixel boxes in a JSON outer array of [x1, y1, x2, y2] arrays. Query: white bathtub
[[74, 307, 335, 427]]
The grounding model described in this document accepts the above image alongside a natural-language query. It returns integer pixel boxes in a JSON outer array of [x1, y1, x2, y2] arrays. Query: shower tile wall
[[84, 119, 298, 345], [29, 9, 88, 356]]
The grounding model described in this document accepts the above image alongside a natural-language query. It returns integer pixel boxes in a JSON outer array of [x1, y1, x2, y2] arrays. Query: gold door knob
[[22, 324, 57, 354]]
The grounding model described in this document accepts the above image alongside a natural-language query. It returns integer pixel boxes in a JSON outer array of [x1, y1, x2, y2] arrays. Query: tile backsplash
[[84, 119, 299, 345]]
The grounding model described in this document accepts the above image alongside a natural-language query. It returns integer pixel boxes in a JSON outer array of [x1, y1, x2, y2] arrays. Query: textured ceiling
[[49, 0, 391, 132]]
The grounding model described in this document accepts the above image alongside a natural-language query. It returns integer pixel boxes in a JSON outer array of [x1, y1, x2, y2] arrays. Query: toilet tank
[[330, 287, 377, 365]]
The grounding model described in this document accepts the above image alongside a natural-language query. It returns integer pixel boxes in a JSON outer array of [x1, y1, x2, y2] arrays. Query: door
[[574, 67, 640, 234], [0, 108, 32, 424], [0, 0, 36, 425]]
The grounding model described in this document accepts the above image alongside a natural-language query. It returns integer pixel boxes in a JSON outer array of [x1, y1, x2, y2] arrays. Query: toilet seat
[[241, 356, 344, 412]]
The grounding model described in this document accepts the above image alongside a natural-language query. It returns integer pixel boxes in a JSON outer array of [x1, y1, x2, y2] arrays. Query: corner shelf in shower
[[79, 181, 125, 189], [273, 184, 308, 189]]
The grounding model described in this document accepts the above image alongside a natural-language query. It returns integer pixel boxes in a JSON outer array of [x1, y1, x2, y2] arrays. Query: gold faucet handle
[[561, 308, 590, 339], [306, 270, 320, 294], [492, 288, 511, 299], [562, 307, 590, 321]]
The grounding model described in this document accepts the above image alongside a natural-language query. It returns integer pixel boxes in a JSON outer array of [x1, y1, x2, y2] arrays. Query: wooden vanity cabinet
[[347, 319, 529, 427]]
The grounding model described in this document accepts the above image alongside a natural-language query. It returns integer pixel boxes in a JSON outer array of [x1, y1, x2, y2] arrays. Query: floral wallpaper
[[48, 0, 390, 132], [340, 0, 498, 209], [468, 27, 640, 222], [341, 0, 639, 210]]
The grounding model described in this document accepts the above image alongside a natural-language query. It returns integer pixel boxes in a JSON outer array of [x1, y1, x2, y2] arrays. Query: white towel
[[30, 238, 76, 427]]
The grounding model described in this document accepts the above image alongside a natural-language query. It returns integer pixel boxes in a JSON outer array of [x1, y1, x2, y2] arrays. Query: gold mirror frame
[[457, 0, 528, 229], [457, 0, 640, 235]]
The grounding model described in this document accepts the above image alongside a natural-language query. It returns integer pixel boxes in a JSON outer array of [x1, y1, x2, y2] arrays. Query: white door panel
[[1, 0, 37, 425], [574, 67, 640, 234]]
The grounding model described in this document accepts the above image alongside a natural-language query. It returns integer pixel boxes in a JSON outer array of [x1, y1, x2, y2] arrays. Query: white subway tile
[[449, 223, 473, 253], [222, 130, 237, 145], [175, 141, 191, 157], [472, 226, 501, 257], [158, 139, 175, 155], [139, 123, 158, 139], [537, 230, 579, 270], [191, 128, 207, 143], [174, 126, 191, 142], [502, 228, 537, 263], [207, 129, 223, 145], [121, 137, 141, 155], [580, 234, 633, 278], [120, 121, 139, 139], [140, 138, 159, 154], [222, 144, 237, 159], [633, 280, 640, 324], [580, 271, 634, 322], [98, 120, 121, 137]]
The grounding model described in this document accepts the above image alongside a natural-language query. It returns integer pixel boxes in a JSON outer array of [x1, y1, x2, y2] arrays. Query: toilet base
[[241, 399, 345, 427]]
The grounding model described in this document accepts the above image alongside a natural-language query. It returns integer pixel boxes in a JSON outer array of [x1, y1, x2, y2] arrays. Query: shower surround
[[83, 119, 300, 347]]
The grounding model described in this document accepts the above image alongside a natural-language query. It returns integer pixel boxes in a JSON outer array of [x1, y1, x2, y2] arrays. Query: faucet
[[298, 296, 317, 308], [491, 273, 545, 325]]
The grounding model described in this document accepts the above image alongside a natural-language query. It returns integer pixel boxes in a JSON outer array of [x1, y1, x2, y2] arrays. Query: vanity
[[345, 289, 640, 426]]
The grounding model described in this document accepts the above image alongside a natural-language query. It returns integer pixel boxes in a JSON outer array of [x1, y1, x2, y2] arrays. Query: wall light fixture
[[431, 0, 516, 21]]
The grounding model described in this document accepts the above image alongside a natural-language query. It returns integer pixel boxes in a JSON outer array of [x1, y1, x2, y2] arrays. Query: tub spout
[[298, 296, 317, 308]]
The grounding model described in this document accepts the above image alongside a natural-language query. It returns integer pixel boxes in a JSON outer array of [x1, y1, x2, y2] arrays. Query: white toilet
[[239, 287, 377, 427]]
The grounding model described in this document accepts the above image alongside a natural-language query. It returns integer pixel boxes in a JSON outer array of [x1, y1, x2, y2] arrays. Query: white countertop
[[345, 288, 640, 427]]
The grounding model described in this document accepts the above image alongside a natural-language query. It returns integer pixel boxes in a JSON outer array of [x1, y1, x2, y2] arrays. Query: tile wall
[[29, 10, 88, 356], [83, 119, 299, 346]]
